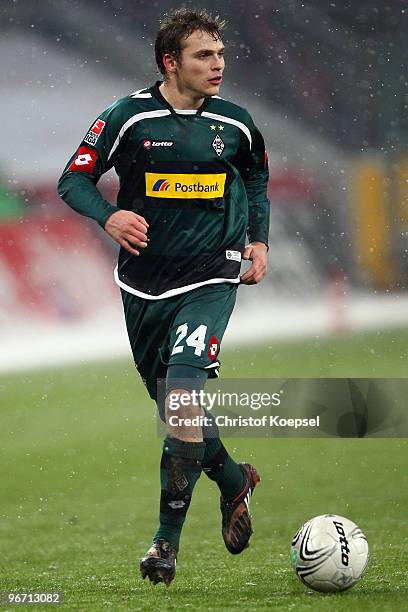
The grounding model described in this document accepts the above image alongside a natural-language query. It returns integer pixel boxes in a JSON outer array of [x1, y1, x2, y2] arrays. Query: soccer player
[[58, 8, 269, 586]]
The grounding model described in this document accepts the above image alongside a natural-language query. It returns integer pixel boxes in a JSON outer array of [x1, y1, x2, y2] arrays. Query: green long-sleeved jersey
[[58, 82, 270, 299]]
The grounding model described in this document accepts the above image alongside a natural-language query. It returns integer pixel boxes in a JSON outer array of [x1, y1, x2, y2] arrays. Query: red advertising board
[[0, 217, 118, 326]]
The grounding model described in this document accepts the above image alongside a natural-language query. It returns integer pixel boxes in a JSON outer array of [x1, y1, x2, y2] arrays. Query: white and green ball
[[291, 514, 369, 593]]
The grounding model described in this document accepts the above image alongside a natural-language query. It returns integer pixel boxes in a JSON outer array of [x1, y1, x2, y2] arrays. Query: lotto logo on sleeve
[[84, 119, 106, 146], [69, 146, 98, 173], [145, 173, 226, 199]]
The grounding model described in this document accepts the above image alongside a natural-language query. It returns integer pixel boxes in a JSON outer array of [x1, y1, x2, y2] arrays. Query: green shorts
[[121, 283, 237, 401]]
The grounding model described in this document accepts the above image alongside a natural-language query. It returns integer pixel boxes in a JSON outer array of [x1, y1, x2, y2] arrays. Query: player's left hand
[[240, 241, 268, 285]]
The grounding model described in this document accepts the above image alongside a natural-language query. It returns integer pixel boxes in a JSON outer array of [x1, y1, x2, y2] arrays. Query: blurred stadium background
[[0, 0, 408, 372]]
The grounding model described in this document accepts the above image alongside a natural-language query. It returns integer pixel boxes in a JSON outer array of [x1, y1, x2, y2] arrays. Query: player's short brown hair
[[155, 8, 226, 77]]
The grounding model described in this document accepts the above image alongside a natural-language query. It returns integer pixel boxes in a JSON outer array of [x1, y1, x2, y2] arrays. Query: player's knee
[[165, 388, 203, 440]]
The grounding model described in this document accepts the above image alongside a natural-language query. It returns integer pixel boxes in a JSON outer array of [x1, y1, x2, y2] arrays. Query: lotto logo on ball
[[291, 514, 369, 593], [69, 146, 98, 173]]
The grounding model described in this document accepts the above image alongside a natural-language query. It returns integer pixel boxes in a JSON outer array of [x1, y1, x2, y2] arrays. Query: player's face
[[174, 30, 225, 98]]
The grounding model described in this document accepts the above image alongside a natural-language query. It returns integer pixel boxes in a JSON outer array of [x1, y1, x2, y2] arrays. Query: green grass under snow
[[0, 328, 407, 611]]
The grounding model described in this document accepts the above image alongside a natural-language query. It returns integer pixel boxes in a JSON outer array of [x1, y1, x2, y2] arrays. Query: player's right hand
[[104, 210, 149, 256]]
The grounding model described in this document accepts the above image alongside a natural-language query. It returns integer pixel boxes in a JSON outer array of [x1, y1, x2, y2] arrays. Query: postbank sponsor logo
[[145, 173, 226, 199]]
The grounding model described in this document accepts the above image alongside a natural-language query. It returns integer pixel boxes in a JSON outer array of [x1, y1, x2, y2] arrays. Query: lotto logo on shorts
[[84, 119, 106, 145], [69, 146, 98, 173], [145, 173, 226, 199], [208, 336, 219, 361]]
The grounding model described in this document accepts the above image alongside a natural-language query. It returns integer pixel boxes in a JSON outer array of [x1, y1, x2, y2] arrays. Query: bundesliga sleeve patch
[[84, 119, 106, 146], [69, 145, 98, 173]]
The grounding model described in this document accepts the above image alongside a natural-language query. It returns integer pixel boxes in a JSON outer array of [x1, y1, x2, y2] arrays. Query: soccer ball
[[290, 514, 369, 593]]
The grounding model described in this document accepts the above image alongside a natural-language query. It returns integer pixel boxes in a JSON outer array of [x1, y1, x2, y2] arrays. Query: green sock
[[154, 436, 205, 552], [202, 437, 245, 502]]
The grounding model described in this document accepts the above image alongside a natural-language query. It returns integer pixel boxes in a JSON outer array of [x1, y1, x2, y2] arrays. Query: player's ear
[[162, 53, 177, 75]]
